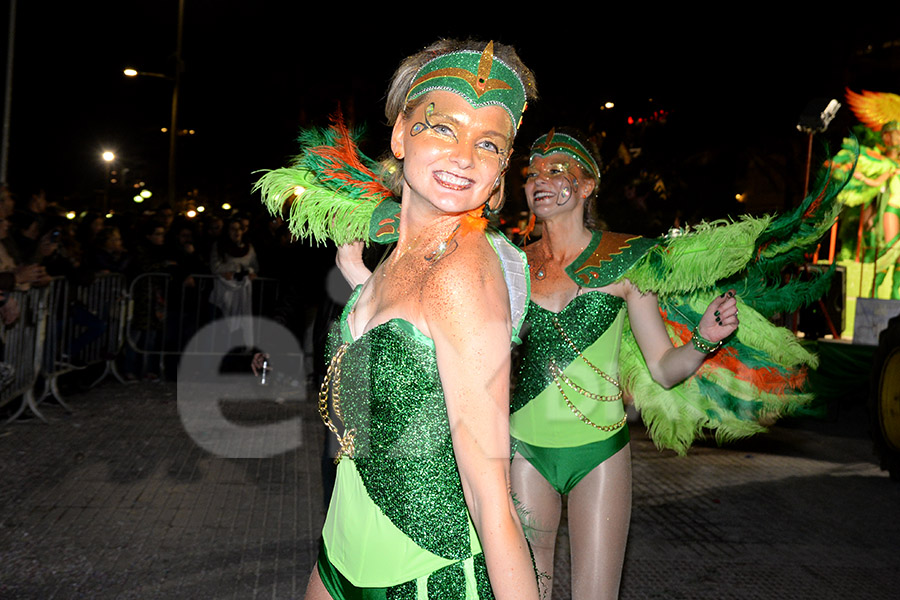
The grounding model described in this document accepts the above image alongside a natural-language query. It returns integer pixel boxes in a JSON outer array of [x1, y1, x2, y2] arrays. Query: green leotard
[[510, 231, 656, 495], [318, 230, 528, 600], [511, 294, 630, 495]]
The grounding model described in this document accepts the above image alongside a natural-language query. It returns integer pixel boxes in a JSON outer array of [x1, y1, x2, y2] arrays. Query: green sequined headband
[[530, 129, 600, 181], [884, 120, 900, 133], [405, 41, 528, 133]]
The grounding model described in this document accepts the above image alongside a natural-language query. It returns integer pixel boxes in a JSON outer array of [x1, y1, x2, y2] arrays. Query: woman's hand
[[696, 289, 739, 344], [626, 283, 739, 389], [251, 352, 269, 377], [15, 263, 43, 285], [335, 241, 371, 288]]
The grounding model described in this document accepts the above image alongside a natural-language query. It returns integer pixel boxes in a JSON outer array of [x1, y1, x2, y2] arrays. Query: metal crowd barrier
[[1, 286, 50, 422], [1, 272, 282, 424], [74, 273, 129, 386], [36, 276, 74, 412], [126, 273, 280, 379], [38, 273, 129, 407]]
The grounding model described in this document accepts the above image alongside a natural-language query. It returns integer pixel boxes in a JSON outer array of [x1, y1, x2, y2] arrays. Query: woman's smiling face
[[391, 90, 512, 216], [524, 152, 594, 220]]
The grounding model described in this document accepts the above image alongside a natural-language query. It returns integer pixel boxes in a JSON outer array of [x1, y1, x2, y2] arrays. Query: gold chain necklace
[[318, 342, 356, 462]]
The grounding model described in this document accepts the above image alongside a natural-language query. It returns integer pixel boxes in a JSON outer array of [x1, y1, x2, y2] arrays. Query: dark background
[[3, 2, 900, 227]]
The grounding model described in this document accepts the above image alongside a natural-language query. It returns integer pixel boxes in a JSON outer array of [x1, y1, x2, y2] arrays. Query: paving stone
[[1, 381, 898, 599]]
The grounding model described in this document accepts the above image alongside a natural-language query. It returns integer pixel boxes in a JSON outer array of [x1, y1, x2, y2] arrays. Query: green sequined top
[[331, 314, 476, 560], [321, 230, 528, 593]]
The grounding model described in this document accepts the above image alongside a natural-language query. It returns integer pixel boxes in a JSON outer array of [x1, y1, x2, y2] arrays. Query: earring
[[483, 177, 504, 217], [394, 151, 403, 159]]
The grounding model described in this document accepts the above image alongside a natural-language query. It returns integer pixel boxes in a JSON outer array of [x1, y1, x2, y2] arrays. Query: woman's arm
[[423, 250, 538, 600], [335, 241, 372, 288], [624, 280, 738, 389]]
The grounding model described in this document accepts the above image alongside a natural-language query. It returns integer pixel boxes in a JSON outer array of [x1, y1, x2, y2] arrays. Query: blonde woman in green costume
[[510, 129, 738, 600], [259, 40, 540, 599]]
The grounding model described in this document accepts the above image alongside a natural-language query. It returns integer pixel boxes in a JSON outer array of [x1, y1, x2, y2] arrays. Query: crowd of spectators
[[1, 183, 330, 388]]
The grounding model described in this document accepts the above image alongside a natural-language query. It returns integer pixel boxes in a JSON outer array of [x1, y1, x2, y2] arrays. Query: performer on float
[[827, 89, 900, 299], [508, 128, 847, 600], [256, 40, 539, 599]]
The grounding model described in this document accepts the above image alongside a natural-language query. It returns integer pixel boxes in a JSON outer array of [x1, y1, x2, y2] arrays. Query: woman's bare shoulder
[[420, 231, 509, 325]]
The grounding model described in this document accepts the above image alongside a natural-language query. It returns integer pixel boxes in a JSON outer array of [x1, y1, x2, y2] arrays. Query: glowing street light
[[120, 0, 185, 206], [123, 68, 171, 81], [102, 151, 116, 210]]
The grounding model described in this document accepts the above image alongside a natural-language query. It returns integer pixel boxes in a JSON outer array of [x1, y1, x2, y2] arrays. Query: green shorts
[[514, 426, 630, 495]]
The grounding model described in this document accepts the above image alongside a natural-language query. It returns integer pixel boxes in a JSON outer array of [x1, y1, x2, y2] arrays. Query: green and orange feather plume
[[619, 161, 853, 454], [253, 111, 397, 246]]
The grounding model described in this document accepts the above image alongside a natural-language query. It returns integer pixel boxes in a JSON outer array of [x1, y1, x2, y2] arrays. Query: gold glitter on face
[[525, 154, 584, 215], [394, 91, 513, 216]]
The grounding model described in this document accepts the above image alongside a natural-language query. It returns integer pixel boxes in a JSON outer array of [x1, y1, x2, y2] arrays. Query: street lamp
[[123, 65, 179, 208], [121, 0, 184, 208], [102, 150, 116, 211]]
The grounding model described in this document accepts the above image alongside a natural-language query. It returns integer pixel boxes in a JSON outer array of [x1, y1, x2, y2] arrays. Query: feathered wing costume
[[256, 118, 851, 456], [617, 167, 847, 454], [843, 88, 900, 133], [826, 89, 900, 296]]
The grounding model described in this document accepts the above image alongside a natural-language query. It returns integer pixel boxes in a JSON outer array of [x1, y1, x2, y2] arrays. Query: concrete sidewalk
[[1, 378, 897, 599]]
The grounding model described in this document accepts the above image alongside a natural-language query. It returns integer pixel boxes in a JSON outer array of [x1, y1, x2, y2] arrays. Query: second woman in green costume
[[509, 129, 738, 600]]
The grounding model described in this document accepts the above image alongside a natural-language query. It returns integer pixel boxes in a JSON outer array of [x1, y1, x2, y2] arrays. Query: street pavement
[[1, 374, 897, 599]]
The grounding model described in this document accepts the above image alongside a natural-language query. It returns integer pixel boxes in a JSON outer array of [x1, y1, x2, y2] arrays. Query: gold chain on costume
[[549, 360, 621, 402], [551, 316, 622, 396], [552, 376, 628, 432], [318, 342, 356, 462], [550, 316, 626, 432]]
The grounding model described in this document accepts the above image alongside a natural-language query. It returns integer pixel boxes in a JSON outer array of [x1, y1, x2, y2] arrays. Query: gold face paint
[[409, 102, 510, 166], [526, 161, 573, 181], [398, 91, 512, 216], [525, 154, 583, 213]]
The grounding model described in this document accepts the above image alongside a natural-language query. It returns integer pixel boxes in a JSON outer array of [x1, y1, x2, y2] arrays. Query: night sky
[[3, 2, 899, 220]]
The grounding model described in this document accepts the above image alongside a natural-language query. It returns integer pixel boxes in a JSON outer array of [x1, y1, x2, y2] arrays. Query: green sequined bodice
[[335, 320, 474, 561], [512, 292, 625, 413]]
